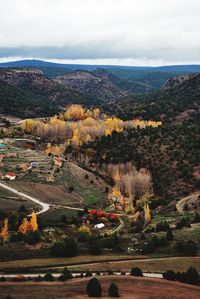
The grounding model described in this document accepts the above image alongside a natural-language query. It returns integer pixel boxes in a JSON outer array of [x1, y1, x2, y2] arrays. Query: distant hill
[[1, 59, 200, 73], [54, 69, 125, 103]]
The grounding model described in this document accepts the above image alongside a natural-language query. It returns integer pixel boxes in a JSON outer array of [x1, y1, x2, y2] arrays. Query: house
[[6, 153, 17, 158], [31, 161, 38, 168], [0, 143, 6, 149], [94, 223, 105, 229], [4, 173, 16, 180], [54, 157, 63, 168], [0, 154, 4, 162]]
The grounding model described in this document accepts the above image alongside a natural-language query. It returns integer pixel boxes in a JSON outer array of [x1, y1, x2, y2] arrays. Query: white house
[[94, 223, 105, 229]]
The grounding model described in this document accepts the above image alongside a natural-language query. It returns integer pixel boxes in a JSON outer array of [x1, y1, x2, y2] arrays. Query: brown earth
[[0, 276, 200, 299], [10, 182, 83, 207]]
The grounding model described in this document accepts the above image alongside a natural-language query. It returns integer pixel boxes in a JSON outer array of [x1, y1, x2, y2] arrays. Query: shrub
[[62, 267, 73, 279], [141, 240, 154, 254], [193, 213, 200, 223], [107, 269, 114, 275], [60, 214, 68, 224], [51, 238, 77, 257], [176, 217, 190, 229], [43, 273, 55, 282], [166, 229, 174, 241], [85, 271, 93, 277], [89, 238, 102, 255], [130, 267, 143, 277], [152, 235, 168, 247], [86, 277, 102, 297], [24, 230, 41, 245], [108, 283, 120, 297], [176, 240, 198, 256], [156, 221, 170, 232], [163, 270, 177, 281], [9, 232, 23, 243]]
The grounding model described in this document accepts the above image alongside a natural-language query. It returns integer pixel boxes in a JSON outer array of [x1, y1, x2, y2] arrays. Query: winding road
[[0, 181, 50, 215]]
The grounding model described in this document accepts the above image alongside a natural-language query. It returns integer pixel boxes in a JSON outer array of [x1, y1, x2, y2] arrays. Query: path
[[0, 181, 49, 215]]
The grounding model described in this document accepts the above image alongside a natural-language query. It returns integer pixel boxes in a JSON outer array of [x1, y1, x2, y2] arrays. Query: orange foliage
[[18, 211, 38, 234], [144, 203, 151, 224], [0, 218, 9, 241]]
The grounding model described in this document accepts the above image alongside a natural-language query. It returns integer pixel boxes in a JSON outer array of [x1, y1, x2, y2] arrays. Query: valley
[[0, 65, 200, 298]]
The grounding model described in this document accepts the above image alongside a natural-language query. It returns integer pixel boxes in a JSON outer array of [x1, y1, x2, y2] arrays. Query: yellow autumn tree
[[0, 219, 9, 242], [45, 143, 52, 155], [18, 218, 29, 235], [30, 211, 38, 231], [79, 225, 91, 235], [144, 203, 151, 224], [18, 211, 38, 234]]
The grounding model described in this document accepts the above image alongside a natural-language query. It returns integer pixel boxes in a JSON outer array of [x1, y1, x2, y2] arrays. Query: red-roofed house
[[0, 154, 4, 162], [4, 173, 16, 180]]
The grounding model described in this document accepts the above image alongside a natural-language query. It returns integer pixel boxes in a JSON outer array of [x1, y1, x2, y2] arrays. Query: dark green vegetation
[[79, 117, 200, 202], [113, 73, 200, 121], [0, 80, 57, 117], [77, 73, 200, 203]]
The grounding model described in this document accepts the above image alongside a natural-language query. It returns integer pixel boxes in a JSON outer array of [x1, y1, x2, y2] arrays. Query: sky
[[0, 0, 200, 66]]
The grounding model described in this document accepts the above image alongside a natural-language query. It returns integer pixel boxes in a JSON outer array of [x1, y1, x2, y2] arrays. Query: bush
[[89, 238, 102, 255], [9, 232, 23, 243], [152, 235, 168, 247], [163, 267, 200, 286], [43, 273, 55, 281], [107, 269, 114, 275], [85, 271, 93, 277], [24, 230, 41, 245], [130, 267, 143, 277], [163, 270, 177, 281], [35, 275, 43, 282], [166, 229, 174, 241], [176, 240, 198, 256], [86, 277, 102, 297], [108, 283, 120, 297], [58, 268, 73, 281], [156, 221, 170, 232], [51, 238, 77, 257], [193, 213, 200, 223], [141, 240, 154, 254], [176, 217, 190, 229]]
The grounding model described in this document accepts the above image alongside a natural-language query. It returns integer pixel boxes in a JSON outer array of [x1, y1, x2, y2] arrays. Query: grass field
[[0, 186, 38, 212], [0, 276, 200, 298], [68, 256, 200, 273], [0, 255, 138, 270], [55, 162, 107, 207]]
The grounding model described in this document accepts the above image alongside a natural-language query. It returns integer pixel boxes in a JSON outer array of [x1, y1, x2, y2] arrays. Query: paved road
[[0, 271, 163, 279], [0, 181, 49, 215]]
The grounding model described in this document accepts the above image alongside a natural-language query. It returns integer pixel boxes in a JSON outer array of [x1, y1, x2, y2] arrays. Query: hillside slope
[[114, 73, 200, 121]]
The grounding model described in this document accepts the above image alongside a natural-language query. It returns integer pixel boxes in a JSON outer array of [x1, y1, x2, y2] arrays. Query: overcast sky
[[0, 0, 200, 66]]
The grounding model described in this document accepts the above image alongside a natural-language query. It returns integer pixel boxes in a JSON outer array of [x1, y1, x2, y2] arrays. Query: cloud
[[0, 0, 200, 65]]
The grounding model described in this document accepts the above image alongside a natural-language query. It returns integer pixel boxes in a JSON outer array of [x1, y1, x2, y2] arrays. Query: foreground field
[[69, 256, 200, 273], [1, 256, 200, 274], [0, 276, 200, 298]]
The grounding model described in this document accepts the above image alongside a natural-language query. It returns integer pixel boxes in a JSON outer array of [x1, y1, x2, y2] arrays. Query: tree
[[19, 205, 27, 214], [0, 218, 9, 242], [108, 283, 120, 297], [86, 277, 102, 297], [166, 229, 174, 241], [130, 267, 143, 277], [30, 211, 38, 231], [24, 230, 41, 244], [144, 203, 151, 224], [43, 273, 55, 281]]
